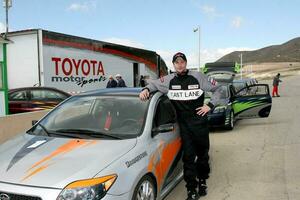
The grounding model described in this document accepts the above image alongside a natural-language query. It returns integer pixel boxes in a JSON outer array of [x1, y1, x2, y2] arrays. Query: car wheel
[[225, 110, 234, 130], [132, 175, 156, 200]]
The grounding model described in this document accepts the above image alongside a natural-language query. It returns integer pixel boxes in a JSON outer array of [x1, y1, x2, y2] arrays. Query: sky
[[1, 0, 300, 69]]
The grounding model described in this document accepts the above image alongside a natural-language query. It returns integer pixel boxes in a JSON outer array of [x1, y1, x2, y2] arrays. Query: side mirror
[[152, 123, 174, 135], [32, 120, 38, 126]]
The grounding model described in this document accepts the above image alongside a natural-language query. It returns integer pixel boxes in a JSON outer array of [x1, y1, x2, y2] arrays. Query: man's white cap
[[115, 74, 122, 77]]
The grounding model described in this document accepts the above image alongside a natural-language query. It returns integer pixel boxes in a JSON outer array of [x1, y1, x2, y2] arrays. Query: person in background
[[272, 73, 282, 97], [116, 74, 127, 87], [139, 75, 146, 87], [106, 75, 117, 88]]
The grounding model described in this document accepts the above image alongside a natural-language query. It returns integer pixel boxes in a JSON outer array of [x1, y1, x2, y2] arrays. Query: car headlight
[[57, 174, 117, 200], [213, 106, 226, 114]]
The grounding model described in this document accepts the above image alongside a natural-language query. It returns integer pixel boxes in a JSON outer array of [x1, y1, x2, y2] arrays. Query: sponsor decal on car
[[148, 138, 181, 189], [20, 139, 98, 182], [7, 137, 54, 171], [125, 151, 148, 168], [233, 99, 269, 115]]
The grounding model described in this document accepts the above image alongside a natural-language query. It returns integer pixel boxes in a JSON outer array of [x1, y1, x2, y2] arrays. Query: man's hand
[[139, 89, 150, 101], [196, 104, 211, 116]]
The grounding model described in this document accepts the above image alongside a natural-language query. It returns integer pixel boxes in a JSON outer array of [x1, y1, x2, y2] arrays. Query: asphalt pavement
[[166, 74, 300, 200]]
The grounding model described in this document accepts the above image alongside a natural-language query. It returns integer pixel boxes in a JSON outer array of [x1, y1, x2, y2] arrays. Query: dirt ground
[[240, 62, 300, 80]]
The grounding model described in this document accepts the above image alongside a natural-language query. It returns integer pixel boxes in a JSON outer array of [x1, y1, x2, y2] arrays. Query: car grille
[[0, 191, 42, 200]]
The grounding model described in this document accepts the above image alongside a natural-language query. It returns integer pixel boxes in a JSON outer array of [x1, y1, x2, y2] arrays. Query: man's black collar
[[176, 69, 189, 76]]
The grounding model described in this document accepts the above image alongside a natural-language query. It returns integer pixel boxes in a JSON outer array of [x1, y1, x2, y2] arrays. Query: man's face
[[173, 58, 187, 73]]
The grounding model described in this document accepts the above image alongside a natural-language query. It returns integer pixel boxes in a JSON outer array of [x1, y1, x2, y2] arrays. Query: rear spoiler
[[201, 62, 241, 74]]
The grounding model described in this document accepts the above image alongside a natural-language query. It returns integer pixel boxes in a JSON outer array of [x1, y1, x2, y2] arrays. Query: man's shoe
[[277, 95, 280, 97], [198, 180, 207, 196], [186, 190, 200, 200]]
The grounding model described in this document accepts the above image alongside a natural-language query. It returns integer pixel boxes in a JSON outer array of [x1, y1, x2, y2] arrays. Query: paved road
[[166, 74, 300, 200]]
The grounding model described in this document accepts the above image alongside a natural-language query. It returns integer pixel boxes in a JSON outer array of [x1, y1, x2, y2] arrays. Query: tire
[[132, 175, 157, 200], [224, 110, 234, 130]]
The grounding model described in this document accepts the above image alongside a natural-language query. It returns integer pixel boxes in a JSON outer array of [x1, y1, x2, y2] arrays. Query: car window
[[46, 90, 68, 99], [233, 82, 246, 93], [235, 85, 269, 97], [9, 91, 27, 101], [31, 90, 67, 100], [205, 85, 228, 99], [153, 96, 176, 127], [33, 95, 148, 139]]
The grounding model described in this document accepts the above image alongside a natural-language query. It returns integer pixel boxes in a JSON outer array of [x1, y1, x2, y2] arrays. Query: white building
[[5, 29, 168, 93]]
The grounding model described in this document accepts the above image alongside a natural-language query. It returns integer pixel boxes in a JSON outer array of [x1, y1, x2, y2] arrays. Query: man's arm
[[191, 71, 223, 115], [198, 72, 222, 108], [140, 74, 174, 101]]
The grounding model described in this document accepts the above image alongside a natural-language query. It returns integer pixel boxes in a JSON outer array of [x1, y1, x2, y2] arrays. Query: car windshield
[[205, 85, 228, 99], [29, 95, 148, 139]]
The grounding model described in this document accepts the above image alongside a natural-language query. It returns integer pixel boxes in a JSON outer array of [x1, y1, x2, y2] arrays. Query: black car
[[8, 87, 71, 114], [204, 65, 272, 130]]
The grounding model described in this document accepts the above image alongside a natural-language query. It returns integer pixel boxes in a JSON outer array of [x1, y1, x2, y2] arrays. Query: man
[[106, 75, 117, 88], [272, 73, 282, 97], [116, 74, 127, 87], [139, 52, 222, 200]]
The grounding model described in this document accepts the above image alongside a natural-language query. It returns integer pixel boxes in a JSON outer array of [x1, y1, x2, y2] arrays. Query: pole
[[193, 26, 201, 70], [198, 26, 201, 70], [240, 53, 243, 79], [5, 0, 9, 39]]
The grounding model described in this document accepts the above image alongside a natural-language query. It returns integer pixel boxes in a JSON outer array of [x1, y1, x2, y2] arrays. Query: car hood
[[0, 134, 136, 189]]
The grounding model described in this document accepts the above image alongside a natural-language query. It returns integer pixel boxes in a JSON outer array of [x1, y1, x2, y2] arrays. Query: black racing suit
[[144, 70, 222, 191]]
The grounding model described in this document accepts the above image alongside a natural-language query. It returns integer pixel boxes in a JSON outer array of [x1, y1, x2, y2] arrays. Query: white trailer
[[6, 29, 167, 93]]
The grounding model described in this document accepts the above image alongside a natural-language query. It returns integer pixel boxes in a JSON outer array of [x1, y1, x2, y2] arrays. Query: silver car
[[0, 88, 183, 200]]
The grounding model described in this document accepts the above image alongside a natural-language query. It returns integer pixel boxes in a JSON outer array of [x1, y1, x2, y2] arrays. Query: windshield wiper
[[54, 129, 122, 139], [47, 132, 83, 139], [28, 124, 79, 138]]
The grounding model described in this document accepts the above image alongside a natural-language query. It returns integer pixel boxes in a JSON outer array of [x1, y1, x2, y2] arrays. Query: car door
[[150, 96, 182, 191], [232, 84, 272, 119], [8, 90, 30, 114]]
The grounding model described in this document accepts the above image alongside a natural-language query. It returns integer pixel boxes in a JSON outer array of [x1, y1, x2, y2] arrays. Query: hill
[[217, 37, 300, 63]]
